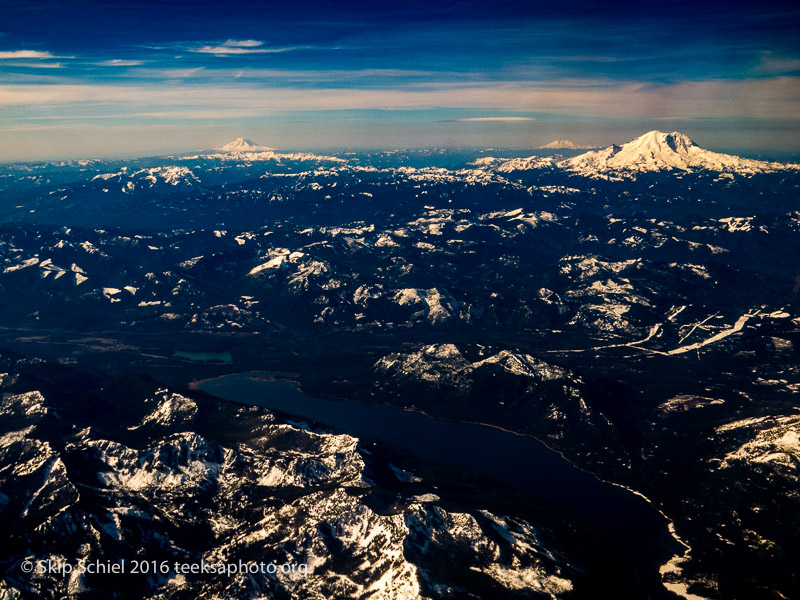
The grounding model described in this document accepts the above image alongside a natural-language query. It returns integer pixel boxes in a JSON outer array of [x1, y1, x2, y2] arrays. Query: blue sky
[[1, 0, 798, 161]]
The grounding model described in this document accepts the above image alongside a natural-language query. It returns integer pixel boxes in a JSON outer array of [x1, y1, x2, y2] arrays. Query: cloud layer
[[0, 0, 798, 160]]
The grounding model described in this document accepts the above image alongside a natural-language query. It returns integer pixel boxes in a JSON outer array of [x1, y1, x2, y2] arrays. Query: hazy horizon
[[4, 127, 800, 166], [1, 0, 799, 163]]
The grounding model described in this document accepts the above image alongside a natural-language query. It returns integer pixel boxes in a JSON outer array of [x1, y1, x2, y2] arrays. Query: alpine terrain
[[0, 131, 798, 599]]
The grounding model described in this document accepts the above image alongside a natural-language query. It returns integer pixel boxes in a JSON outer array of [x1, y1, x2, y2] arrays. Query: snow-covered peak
[[135, 166, 199, 186], [194, 140, 346, 164], [92, 165, 199, 191], [560, 130, 798, 179], [628, 130, 695, 154], [471, 155, 555, 172], [539, 140, 579, 150], [217, 138, 275, 152]]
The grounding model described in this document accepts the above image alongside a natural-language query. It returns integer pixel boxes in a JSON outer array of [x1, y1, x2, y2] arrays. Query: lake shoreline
[[196, 370, 686, 598]]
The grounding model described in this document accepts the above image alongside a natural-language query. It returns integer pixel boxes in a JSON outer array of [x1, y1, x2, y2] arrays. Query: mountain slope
[[217, 137, 275, 152], [0, 352, 629, 599], [195, 138, 345, 164], [539, 140, 594, 150], [560, 130, 798, 179]]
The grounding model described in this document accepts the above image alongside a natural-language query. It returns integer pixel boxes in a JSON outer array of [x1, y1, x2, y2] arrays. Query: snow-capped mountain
[[476, 131, 798, 179], [471, 155, 555, 172], [217, 137, 275, 152], [194, 138, 345, 164], [541, 140, 577, 149], [560, 130, 798, 179], [539, 140, 593, 150], [92, 165, 200, 192]]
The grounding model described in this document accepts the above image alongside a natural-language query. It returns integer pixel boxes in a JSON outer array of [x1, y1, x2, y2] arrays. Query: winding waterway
[[198, 371, 682, 597]]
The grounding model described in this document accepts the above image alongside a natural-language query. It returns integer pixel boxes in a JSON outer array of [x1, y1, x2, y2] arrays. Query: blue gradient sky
[[1, 0, 798, 161]]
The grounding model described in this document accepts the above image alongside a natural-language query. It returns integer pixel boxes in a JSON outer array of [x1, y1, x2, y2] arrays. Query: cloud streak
[[188, 40, 293, 56], [1, 1, 798, 159], [96, 59, 144, 67], [0, 61, 64, 69], [0, 50, 56, 59], [1, 78, 796, 120], [444, 117, 536, 122]]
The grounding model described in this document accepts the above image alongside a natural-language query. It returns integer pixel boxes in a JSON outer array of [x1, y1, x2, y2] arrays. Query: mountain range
[[0, 132, 798, 599], [480, 130, 799, 179]]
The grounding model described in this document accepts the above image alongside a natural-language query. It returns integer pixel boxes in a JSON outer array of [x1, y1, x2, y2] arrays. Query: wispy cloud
[[3, 122, 192, 133], [1, 77, 796, 120], [0, 61, 64, 69], [188, 40, 292, 56], [0, 50, 57, 59], [131, 108, 276, 119], [117, 66, 448, 85], [232, 68, 442, 81], [753, 52, 800, 75], [444, 117, 535, 122], [142, 68, 205, 79], [220, 40, 262, 48], [97, 59, 144, 67]]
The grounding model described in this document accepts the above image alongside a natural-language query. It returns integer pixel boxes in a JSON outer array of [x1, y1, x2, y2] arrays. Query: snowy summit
[[560, 130, 797, 179], [539, 140, 580, 150], [193, 140, 346, 164], [217, 138, 275, 153]]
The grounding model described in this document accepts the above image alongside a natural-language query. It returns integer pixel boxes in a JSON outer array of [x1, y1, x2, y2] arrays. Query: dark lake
[[174, 350, 233, 363], [198, 371, 681, 596]]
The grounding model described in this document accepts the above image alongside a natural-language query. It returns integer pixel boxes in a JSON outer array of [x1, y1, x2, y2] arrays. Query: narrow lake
[[174, 350, 233, 363], [198, 371, 681, 596]]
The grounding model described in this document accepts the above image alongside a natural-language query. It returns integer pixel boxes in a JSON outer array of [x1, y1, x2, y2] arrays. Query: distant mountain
[[198, 138, 345, 164], [92, 165, 200, 192], [475, 130, 798, 178], [560, 130, 798, 179], [539, 140, 593, 150], [216, 137, 275, 152]]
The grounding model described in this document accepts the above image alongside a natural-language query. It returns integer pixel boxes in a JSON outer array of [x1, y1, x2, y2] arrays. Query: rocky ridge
[[0, 354, 617, 600]]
